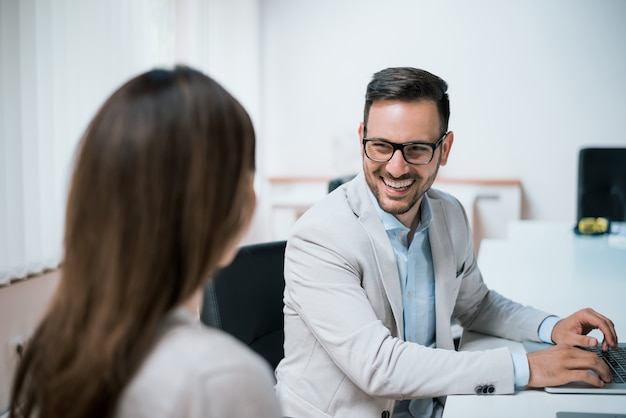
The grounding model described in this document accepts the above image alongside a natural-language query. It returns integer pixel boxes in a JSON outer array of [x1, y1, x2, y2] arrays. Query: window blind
[[0, 0, 177, 285]]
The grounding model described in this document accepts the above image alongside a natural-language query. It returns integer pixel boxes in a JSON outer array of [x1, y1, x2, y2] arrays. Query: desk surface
[[479, 220, 626, 337], [443, 220, 626, 418]]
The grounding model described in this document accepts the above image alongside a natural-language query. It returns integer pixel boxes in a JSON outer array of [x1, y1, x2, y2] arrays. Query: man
[[274, 67, 617, 418]]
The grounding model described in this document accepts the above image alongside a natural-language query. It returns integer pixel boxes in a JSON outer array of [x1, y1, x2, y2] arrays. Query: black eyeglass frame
[[362, 132, 448, 166]]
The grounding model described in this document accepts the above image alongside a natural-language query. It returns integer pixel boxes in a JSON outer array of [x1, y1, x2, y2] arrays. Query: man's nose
[[385, 149, 410, 177]]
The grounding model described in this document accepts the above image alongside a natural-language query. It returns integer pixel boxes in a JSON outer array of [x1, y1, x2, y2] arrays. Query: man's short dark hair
[[363, 67, 450, 136]]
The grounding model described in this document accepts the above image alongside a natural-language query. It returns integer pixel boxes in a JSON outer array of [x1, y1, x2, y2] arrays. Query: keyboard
[[585, 345, 626, 383]]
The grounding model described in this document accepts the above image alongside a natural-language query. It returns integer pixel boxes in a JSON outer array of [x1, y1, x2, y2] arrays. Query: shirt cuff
[[511, 351, 530, 388], [538, 315, 561, 344]]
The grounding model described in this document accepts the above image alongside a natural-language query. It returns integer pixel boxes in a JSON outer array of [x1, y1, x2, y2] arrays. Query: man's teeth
[[383, 178, 414, 189]]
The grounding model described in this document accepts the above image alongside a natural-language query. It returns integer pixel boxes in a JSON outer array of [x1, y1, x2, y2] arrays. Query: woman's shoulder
[[117, 309, 280, 417], [153, 308, 270, 374]]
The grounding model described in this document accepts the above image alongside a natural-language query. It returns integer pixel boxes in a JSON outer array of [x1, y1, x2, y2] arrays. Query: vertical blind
[[0, 0, 259, 285]]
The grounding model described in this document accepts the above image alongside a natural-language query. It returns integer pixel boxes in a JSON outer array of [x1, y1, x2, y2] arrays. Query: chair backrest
[[577, 147, 626, 222], [328, 174, 357, 193], [201, 240, 287, 370]]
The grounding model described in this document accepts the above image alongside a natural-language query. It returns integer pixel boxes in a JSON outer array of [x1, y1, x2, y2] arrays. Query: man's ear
[[358, 123, 365, 157], [440, 131, 454, 166]]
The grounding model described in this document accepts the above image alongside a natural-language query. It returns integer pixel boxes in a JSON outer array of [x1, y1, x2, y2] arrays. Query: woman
[[10, 66, 282, 418]]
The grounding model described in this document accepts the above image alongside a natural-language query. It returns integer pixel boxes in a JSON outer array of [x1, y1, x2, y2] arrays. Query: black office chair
[[577, 147, 626, 222], [201, 240, 287, 370], [328, 174, 357, 193]]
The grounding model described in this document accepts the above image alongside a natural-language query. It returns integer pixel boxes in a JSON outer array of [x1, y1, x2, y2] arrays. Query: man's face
[[359, 100, 453, 227]]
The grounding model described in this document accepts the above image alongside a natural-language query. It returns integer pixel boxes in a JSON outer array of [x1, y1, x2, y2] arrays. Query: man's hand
[[526, 308, 618, 388], [527, 344, 612, 388], [551, 308, 618, 352]]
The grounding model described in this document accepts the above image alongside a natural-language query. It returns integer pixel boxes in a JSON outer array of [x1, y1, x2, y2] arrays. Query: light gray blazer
[[275, 173, 550, 418]]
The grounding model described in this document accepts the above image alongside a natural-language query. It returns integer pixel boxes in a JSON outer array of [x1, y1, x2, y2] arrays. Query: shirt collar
[[366, 186, 433, 233]]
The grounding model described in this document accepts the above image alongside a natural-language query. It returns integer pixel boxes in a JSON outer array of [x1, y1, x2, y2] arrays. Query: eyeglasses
[[362, 133, 448, 165]]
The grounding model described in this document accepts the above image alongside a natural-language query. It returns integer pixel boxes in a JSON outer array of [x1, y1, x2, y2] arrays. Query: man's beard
[[371, 176, 424, 215], [365, 154, 441, 216]]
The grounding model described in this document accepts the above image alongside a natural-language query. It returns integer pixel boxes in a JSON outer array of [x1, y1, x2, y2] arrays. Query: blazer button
[[381, 411, 390, 418], [474, 385, 496, 395], [475, 384, 495, 395]]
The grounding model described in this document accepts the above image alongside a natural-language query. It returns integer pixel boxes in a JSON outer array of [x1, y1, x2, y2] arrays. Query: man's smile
[[382, 177, 415, 192]]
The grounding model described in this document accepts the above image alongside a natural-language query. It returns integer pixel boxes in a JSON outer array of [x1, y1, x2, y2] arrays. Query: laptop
[[523, 341, 626, 394]]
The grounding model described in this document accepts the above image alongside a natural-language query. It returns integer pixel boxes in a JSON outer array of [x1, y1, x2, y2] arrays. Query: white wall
[[260, 0, 626, 221]]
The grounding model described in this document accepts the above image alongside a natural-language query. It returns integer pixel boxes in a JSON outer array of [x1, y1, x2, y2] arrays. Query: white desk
[[443, 220, 626, 418], [479, 220, 626, 337]]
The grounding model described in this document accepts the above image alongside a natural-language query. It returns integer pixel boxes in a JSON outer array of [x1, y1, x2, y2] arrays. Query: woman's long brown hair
[[9, 66, 256, 418]]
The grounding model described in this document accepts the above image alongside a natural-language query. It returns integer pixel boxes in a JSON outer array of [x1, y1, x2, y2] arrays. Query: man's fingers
[[569, 348, 613, 384], [570, 369, 606, 387], [553, 308, 618, 350], [588, 311, 618, 349], [560, 333, 597, 348], [584, 308, 618, 348], [552, 346, 612, 384]]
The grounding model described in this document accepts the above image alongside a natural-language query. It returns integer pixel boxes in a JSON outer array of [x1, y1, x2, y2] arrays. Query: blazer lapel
[[346, 173, 404, 337], [428, 196, 459, 350]]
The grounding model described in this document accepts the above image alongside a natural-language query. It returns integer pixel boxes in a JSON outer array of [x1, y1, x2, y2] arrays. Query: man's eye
[[372, 142, 392, 150], [405, 144, 430, 153]]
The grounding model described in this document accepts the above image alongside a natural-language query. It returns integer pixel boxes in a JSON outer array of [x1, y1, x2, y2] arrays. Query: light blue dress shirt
[[368, 191, 438, 418], [367, 190, 557, 418], [371, 194, 436, 347]]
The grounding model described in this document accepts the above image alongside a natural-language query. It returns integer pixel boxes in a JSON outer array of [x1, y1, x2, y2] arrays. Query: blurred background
[[2, 0, 626, 285]]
